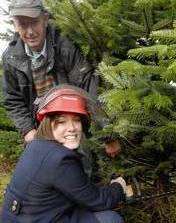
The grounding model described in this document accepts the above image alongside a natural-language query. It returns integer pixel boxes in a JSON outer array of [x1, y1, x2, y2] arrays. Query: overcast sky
[[0, 0, 12, 58]]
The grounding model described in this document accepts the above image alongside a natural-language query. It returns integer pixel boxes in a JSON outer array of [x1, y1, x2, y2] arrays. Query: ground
[[0, 160, 12, 205]]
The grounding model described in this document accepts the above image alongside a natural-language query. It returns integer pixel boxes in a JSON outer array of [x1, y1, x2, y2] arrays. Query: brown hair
[[35, 115, 56, 141]]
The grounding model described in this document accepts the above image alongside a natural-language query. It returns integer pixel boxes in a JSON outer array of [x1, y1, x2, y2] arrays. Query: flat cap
[[9, 0, 45, 18]]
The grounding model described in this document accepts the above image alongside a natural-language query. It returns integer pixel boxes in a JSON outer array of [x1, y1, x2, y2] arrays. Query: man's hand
[[105, 140, 121, 158], [24, 129, 37, 143]]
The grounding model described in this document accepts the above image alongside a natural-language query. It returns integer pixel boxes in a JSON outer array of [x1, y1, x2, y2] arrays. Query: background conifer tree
[[96, 0, 176, 222], [0, 0, 14, 42]]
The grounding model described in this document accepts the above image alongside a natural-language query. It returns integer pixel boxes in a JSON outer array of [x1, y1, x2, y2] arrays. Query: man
[[2, 0, 99, 141], [2, 0, 120, 157]]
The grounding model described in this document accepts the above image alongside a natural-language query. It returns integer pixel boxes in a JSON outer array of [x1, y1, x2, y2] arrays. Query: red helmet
[[36, 87, 89, 122]]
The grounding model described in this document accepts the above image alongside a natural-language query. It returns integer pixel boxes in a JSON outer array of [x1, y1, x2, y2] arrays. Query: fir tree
[[96, 0, 176, 222], [0, 0, 14, 42]]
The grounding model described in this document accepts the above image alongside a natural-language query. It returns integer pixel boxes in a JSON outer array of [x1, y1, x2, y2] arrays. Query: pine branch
[[165, 60, 176, 82], [151, 29, 176, 44], [142, 7, 153, 37], [128, 45, 169, 61], [98, 62, 124, 89], [143, 92, 173, 110], [152, 19, 173, 31], [121, 19, 146, 35], [0, 6, 9, 16], [69, 0, 103, 60]]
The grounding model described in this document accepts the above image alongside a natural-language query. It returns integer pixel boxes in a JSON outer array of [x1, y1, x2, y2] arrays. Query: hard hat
[[36, 86, 89, 122], [35, 84, 109, 130]]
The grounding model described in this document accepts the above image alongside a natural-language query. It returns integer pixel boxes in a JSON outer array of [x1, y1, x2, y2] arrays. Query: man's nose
[[26, 24, 34, 34]]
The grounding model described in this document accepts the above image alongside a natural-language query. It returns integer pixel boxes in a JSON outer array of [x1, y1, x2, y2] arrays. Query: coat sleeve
[[2, 60, 35, 135], [53, 156, 125, 211], [60, 38, 99, 99]]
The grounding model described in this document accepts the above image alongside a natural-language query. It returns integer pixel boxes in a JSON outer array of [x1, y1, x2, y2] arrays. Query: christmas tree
[[97, 0, 176, 222]]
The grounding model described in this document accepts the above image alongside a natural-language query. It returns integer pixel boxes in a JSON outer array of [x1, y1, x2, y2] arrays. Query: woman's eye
[[74, 118, 81, 122], [58, 120, 65, 124], [55, 119, 65, 124]]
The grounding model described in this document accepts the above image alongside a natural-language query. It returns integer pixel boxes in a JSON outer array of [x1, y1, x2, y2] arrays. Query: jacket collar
[[6, 33, 29, 74], [5, 25, 56, 74]]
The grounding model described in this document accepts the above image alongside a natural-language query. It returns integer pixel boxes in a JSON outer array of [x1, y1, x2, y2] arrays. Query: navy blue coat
[[2, 140, 125, 223]]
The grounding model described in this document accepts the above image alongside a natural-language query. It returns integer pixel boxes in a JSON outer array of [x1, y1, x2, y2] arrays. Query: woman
[[2, 85, 126, 223]]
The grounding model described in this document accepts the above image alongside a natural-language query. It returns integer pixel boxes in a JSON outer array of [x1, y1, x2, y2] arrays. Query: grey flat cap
[[9, 0, 45, 18]]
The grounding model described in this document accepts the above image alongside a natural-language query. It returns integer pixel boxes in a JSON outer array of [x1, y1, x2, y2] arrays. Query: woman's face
[[52, 113, 83, 150]]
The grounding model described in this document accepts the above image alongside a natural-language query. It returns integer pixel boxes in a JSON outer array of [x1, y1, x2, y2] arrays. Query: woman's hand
[[111, 176, 134, 199], [111, 176, 127, 194]]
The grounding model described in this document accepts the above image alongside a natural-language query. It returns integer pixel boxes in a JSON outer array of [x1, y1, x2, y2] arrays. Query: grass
[[0, 172, 11, 205], [0, 159, 14, 205], [0, 66, 19, 206], [0, 67, 11, 205], [0, 163, 12, 205], [0, 159, 15, 205]]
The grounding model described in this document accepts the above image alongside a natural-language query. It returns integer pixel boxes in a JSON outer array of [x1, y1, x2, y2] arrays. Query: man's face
[[13, 13, 49, 52]]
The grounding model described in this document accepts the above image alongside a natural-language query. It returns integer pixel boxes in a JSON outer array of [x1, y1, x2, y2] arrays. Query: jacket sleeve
[[2, 60, 35, 135], [60, 38, 99, 99], [53, 156, 125, 211]]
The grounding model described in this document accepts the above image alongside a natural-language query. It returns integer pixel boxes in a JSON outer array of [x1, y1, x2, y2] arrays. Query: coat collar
[[5, 33, 29, 74]]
